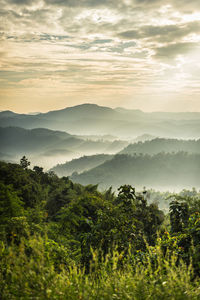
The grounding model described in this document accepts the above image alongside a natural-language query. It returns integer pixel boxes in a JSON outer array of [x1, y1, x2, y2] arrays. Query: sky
[[0, 0, 200, 113]]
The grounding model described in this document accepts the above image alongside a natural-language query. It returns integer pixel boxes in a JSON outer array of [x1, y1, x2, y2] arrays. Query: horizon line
[[1, 102, 200, 115]]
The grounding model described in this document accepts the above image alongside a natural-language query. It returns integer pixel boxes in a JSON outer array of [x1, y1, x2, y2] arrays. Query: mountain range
[[0, 126, 128, 168], [1, 103, 200, 190], [1, 103, 200, 138]]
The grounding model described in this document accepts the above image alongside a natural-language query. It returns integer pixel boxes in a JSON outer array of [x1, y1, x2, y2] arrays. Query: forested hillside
[[1, 159, 200, 299], [71, 152, 200, 190], [120, 138, 200, 155], [51, 154, 113, 177]]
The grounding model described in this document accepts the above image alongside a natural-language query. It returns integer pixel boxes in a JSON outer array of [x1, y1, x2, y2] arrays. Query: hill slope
[[71, 152, 200, 190], [120, 138, 200, 155], [0, 126, 72, 154], [51, 154, 113, 177], [0, 126, 127, 169]]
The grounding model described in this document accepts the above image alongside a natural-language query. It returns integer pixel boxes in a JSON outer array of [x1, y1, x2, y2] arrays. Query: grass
[[0, 237, 200, 300]]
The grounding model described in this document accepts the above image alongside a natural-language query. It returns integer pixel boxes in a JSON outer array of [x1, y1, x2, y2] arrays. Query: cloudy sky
[[0, 0, 200, 113]]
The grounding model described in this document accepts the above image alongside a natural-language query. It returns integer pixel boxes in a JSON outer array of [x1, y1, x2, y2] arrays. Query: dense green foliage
[[1, 159, 200, 299], [0, 160, 164, 261]]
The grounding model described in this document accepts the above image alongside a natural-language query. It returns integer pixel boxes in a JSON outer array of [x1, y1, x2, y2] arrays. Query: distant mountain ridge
[[1, 103, 200, 138], [41, 103, 119, 120]]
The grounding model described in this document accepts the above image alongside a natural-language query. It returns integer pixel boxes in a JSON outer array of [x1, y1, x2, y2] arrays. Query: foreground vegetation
[[1, 158, 200, 299]]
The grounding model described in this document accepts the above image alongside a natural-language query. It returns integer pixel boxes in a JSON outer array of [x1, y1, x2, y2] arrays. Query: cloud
[[118, 30, 140, 39], [133, 0, 200, 12], [155, 42, 198, 58], [1, 0, 200, 112], [119, 21, 200, 42], [44, 0, 121, 8], [6, 0, 34, 4], [92, 39, 113, 44]]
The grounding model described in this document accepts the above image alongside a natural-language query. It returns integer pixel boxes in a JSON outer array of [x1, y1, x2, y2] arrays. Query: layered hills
[[1, 104, 200, 191], [1, 103, 200, 138], [49, 137, 200, 191], [0, 126, 128, 168], [71, 152, 200, 191]]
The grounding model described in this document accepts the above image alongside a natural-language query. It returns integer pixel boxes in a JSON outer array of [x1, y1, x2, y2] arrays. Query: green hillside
[[71, 152, 200, 190], [51, 154, 113, 176], [120, 138, 200, 155]]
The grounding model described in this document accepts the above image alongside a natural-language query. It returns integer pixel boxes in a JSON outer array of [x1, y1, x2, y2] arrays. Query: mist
[[1, 103, 200, 193]]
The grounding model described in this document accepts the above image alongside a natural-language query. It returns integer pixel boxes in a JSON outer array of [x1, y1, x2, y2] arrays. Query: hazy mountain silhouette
[[0, 126, 127, 168], [1, 104, 200, 138], [0, 127, 71, 154], [42, 103, 119, 120]]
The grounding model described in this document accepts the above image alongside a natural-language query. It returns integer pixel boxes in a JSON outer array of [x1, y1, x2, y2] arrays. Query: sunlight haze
[[0, 0, 200, 113]]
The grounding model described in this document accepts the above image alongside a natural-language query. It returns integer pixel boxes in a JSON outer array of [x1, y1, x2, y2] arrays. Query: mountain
[[131, 134, 156, 143], [120, 138, 200, 156], [105, 140, 129, 153], [51, 154, 113, 177], [0, 126, 127, 169], [1, 104, 200, 138], [0, 110, 18, 117], [76, 134, 118, 141], [0, 127, 72, 154], [43, 103, 119, 121], [0, 126, 81, 168], [114, 107, 200, 121], [0, 104, 121, 135], [71, 152, 200, 191]]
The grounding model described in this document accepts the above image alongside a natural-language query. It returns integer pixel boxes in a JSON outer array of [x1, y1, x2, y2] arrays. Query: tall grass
[[0, 237, 200, 300]]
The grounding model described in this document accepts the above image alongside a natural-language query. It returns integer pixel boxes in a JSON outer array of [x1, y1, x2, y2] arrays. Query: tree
[[0, 182, 24, 241], [0, 183, 24, 224], [20, 156, 30, 170], [33, 166, 43, 175], [169, 200, 189, 233], [117, 185, 136, 205]]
